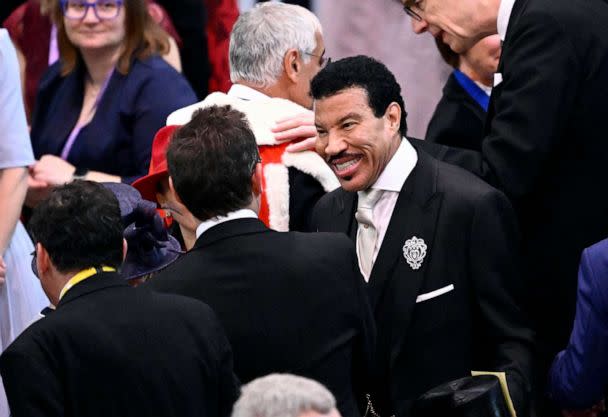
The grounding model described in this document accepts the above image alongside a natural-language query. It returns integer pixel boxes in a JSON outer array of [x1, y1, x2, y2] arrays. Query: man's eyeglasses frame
[[402, 1, 423, 22]]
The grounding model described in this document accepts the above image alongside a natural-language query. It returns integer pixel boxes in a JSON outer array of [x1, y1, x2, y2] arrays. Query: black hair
[[28, 181, 124, 273], [166, 105, 260, 221], [310, 55, 408, 136]]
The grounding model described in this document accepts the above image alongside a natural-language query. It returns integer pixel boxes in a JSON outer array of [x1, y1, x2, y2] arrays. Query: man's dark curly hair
[[167, 105, 261, 221], [28, 181, 124, 273], [310, 55, 408, 136]]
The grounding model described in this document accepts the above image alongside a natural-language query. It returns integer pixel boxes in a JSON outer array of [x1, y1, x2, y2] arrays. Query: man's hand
[[272, 111, 318, 153], [562, 400, 606, 417]]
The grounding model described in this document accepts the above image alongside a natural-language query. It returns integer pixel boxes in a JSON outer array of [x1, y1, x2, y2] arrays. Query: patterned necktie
[[355, 188, 383, 281]]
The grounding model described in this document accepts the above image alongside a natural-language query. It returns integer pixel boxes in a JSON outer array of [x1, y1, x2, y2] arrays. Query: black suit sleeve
[[288, 168, 327, 232], [425, 97, 485, 151], [0, 349, 64, 417], [417, 12, 581, 200], [469, 189, 535, 416]]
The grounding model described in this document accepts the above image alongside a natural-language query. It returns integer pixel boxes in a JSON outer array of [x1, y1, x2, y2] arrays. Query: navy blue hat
[[103, 183, 182, 280]]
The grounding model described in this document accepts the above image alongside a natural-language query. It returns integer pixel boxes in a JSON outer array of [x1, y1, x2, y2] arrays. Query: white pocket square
[[416, 284, 455, 303], [493, 72, 503, 87]]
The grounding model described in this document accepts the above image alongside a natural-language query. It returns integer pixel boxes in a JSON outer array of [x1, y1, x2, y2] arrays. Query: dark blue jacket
[[548, 237, 608, 409], [30, 55, 197, 183]]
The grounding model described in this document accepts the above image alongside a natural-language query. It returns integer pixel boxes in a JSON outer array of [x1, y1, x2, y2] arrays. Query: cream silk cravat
[[355, 189, 383, 281]]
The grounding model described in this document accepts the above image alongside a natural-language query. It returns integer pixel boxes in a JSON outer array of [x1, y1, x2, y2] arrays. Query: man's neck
[[46, 271, 76, 306], [458, 61, 493, 88], [238, 81, 291, 102], [195, 207, 259, 239]]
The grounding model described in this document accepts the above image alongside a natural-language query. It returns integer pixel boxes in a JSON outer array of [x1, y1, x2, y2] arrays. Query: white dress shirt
[[195, 209, 259, 239], [474, 81, 493, 97], [497, 0, 516, 41], [227, 84, 270, 101], [356, 139, 418, 280]]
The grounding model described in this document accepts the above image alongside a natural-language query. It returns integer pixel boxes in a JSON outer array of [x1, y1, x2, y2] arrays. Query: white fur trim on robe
[[166, 92, 339, 230]]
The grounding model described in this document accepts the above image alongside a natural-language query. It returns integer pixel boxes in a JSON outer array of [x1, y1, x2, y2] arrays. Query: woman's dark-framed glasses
[[60, 0, 123, 21]]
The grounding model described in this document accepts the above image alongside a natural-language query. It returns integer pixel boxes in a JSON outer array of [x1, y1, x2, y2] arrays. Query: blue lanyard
[[453, 69, 490, 112]]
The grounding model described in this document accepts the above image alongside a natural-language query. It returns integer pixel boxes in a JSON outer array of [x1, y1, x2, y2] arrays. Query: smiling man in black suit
[[309, 55, 534, 417], [147, 105, 375, 417]]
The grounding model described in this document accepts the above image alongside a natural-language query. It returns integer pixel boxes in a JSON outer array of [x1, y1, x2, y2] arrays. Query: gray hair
[[231, 374, 337, 417], [229, 2, 322, 88]]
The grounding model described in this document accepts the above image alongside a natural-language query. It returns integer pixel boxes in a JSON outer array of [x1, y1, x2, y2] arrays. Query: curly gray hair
[[231, 374, 337, 417]]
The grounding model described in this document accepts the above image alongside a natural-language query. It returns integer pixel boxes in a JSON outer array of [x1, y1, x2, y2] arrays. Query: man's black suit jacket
[[0, 272, 239, 417], [310, 146, 535, 417], [425, 71, 486, 151], [416, 0, 608, 371], [148, 218, 376, 417]]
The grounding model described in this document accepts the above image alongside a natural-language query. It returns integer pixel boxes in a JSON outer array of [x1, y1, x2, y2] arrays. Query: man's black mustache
[[328, 153, 360, 164]]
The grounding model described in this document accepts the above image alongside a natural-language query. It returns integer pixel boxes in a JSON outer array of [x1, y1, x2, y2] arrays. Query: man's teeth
[[335, 159, 359, 171]]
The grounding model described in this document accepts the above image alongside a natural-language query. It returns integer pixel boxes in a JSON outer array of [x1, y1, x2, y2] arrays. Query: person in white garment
[[0, 29, 48, 415]]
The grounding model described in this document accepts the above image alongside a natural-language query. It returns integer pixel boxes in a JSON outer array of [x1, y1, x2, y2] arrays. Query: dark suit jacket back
[[148, 219, 375, 417], [0, 272, 239, 417], [425, 71, 487, 151]]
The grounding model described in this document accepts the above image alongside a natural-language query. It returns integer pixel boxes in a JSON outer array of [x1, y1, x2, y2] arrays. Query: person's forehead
[[314, 88, 372, 121]]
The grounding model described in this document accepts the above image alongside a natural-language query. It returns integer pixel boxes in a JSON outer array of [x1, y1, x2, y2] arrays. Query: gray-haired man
[[232, 374, 341, 417], [166, 2, 337, 232]]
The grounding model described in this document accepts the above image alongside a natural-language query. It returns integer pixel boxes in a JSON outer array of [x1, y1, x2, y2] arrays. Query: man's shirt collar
[[497, 0, 516, 41], [196, 209, 258, 239], [227, 84, 270, 101], [369, 138, 418, 193]]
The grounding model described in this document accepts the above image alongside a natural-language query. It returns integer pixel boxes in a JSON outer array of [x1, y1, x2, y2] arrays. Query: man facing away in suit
[[166, 2, 338, 233], [147, 105, 376, 417], [400, 1, 608, 409], [309, 55, 534, 417], [0, 181, 240, 417]]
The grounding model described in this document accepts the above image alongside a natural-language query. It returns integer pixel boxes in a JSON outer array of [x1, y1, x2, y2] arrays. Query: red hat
[[132, 125, 180, 203]]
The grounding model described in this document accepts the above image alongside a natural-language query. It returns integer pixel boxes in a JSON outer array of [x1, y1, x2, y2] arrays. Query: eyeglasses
[[60, 0, 123, 21], [249, 154, 262, 174], [30, 250, 39, 279], [304, 52, 332, 68], [402, 0, 423, 22]]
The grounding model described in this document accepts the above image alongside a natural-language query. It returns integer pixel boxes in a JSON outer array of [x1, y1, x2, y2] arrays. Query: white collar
[[474, 80, 493, 96], [227, 84, 270, 101], [497, 0, 516, 41], [368, 138, 418, 193], [195, 209, 258, 239]]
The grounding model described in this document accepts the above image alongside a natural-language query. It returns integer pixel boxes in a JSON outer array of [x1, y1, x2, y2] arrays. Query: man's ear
[[36, 242, 51, 277], [168, 176, 185, 205], [251, 162, 263, 197], [283, 49, 301, 83], [385, 102, 402, 135], [122, 238, 128, 262]]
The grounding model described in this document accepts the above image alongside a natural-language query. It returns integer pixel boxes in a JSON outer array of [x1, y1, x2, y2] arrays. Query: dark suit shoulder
[[432, 152, 509, 205], [425, 73, 486, 151], [310, 186, 350, 227]]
